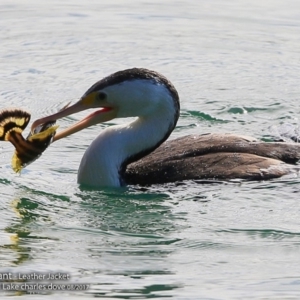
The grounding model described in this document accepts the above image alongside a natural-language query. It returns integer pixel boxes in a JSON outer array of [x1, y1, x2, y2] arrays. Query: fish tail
[[0, 109, 31, 141]]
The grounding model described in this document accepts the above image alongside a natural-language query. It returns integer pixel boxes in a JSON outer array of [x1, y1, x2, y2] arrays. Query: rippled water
[[1, 0, 300, 299]]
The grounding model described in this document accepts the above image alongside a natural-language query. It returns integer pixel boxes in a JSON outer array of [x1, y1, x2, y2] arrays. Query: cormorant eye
[[97, 92, 107, 101]]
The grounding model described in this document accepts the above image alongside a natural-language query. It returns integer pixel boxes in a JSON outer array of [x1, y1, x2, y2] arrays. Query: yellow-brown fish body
[[0, 109, 58, 172]]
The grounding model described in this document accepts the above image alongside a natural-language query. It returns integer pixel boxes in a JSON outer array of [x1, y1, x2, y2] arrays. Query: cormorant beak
[[31, 92, 118, 142]]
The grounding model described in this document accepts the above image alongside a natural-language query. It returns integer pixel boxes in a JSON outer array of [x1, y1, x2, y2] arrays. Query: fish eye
[[97, 92, 107, 101]]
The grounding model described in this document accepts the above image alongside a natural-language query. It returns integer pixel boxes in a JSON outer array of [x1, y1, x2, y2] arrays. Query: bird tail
[[269, 123, 300, 143]]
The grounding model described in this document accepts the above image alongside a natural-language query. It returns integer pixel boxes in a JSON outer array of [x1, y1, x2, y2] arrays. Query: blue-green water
[[1, 0, 300, 299]]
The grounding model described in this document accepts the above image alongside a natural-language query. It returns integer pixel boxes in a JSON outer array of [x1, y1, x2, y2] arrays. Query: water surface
[[1, 0, 300, 299]]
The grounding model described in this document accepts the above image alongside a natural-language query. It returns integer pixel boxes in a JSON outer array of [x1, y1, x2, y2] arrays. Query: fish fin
[[27, 125, 59, 141], [12, 152, 23, 173]]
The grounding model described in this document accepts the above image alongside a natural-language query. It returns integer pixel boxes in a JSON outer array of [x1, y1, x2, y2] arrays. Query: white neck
[[77, 100, 176, 187]]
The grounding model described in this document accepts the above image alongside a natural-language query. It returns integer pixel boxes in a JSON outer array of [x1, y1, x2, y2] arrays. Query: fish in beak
[[0, 91, 118, 173], [31, 91, 118, 142]]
